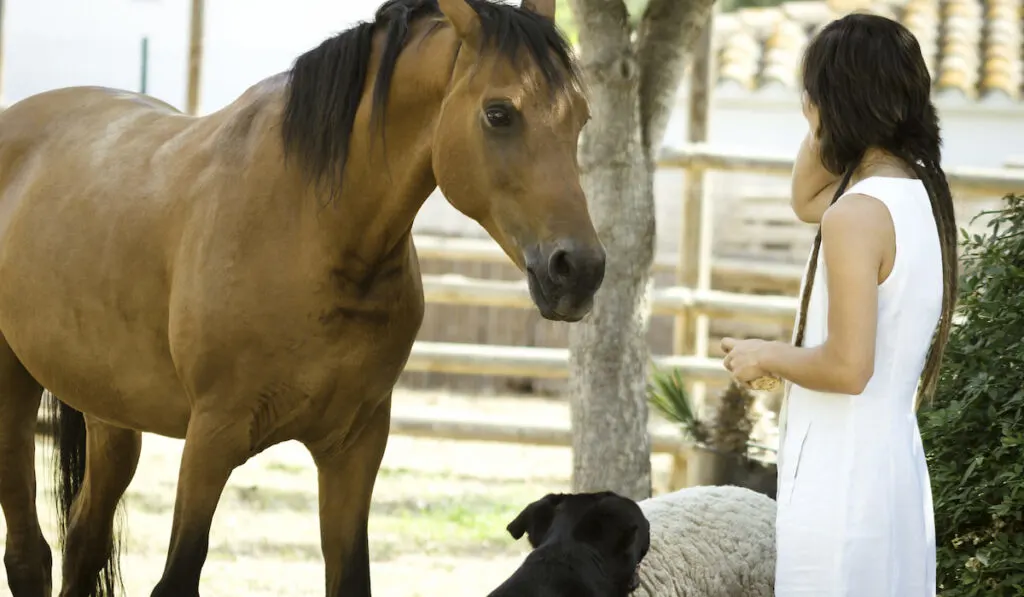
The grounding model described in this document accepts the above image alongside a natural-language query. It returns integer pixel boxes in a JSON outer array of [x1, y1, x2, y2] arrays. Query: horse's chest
[[329, 315, 420, 379], [317, 282, 425, 388], [295, 300, 422, 437]]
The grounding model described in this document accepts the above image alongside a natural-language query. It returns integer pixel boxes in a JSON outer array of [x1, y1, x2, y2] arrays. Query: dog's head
[[503, 491, 651, 595]]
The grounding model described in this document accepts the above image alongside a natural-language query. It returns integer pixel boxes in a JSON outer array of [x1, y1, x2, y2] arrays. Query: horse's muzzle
[[525, 240, 606, 322]]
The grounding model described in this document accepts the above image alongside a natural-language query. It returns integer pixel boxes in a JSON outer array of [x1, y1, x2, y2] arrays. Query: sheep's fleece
[[632, 485, 776, 597]]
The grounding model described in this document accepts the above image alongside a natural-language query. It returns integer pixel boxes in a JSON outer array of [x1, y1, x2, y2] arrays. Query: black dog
[[486, 491, 651, 597]]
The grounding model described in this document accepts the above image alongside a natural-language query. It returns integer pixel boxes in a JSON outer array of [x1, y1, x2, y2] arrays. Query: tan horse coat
[[0, 0, 601, 596]]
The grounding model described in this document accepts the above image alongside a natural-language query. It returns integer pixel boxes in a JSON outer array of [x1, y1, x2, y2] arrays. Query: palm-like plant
[[647, 364, 709, 445], [707, 380, 756, 456], [647, 365, 759, 456], [649, 365, 778, 497]]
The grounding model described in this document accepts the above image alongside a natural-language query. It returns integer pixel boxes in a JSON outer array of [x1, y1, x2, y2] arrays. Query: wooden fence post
[[674, 8, 717, 407], [669, 9, 717, 490], [0, 0, 6, 105], [186, 0, 205, 115], [140, 37, 150, 95]]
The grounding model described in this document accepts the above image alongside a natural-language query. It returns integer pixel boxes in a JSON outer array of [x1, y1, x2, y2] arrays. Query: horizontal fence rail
[[421, 274, 799, 322], [413, 235, 809, 285], [659, 144, 1024, 198], [389, 414, 775, 459], [390, 413, 687, 454], [405, 341, 731, 381]]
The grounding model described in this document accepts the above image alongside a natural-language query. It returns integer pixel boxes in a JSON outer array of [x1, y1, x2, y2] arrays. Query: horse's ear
[[438, 0, 482, 47], [522, 0, 556, 20]]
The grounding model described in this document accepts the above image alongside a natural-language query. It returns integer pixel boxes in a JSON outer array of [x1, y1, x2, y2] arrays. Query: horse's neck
[[292, 23, 457, 274]]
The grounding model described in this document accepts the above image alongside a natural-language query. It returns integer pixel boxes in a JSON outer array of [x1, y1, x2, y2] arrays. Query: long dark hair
[[794, 13, 957, 405]]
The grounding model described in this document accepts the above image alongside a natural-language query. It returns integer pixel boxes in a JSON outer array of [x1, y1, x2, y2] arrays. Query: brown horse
[[0, 0, 603, 595]]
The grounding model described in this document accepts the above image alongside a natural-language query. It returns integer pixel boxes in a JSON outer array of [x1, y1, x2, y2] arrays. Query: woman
[[719, 13, 958, 597]]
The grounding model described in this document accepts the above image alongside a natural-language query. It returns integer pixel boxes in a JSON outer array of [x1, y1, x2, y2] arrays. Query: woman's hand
[[790, 131, 841, 223], [721, 337, 772, 385], [791, 94, 843, 223]]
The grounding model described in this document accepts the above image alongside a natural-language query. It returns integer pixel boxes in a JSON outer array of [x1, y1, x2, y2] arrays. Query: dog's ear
[[506, 493, 565, 548], [571, 499, 647, 558]]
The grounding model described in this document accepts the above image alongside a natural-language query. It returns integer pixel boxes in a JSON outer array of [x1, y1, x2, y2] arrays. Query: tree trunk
[[567, 0, 716, 500], [568, 69, 656, 500]]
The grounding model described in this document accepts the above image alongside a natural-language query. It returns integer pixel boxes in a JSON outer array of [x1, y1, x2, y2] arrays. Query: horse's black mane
[[281, 0, 581, 199]]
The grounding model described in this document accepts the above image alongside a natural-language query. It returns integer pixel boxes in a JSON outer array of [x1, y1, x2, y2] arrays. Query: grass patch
[[369, 469, 564, 559]]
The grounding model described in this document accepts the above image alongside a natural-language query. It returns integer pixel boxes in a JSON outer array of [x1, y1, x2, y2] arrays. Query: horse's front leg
[[150, 413, 254, 597], [306, 394, 391, 597]]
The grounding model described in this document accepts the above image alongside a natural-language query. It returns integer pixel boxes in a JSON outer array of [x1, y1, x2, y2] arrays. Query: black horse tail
[[44, 391, 123, 597]]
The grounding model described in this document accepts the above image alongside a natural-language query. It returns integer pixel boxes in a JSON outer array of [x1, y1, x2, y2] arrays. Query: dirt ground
[[1, 389, 714, 597]]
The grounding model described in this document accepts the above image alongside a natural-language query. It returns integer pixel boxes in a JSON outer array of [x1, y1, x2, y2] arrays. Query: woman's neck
[[851, 147, 917, 185]]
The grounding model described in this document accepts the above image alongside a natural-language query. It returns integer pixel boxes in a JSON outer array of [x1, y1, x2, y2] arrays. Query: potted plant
[[648, 365, 778, 498]]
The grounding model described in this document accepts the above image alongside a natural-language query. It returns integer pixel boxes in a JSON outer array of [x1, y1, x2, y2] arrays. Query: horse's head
[[432, 0, 604, 323]]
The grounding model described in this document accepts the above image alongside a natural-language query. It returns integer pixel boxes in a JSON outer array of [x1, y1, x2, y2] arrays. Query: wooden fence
[[403, 144, 1024, 382], [27, 146, 1019, 489], [387, 146, 1022, 490]]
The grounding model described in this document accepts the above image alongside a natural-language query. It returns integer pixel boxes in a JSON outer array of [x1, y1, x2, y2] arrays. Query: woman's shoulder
[[839, 176, 925, 208], [821, 190, 894, 238], [819, 191, 896, 277]]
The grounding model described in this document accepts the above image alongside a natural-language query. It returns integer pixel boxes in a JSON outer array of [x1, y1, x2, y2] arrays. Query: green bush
[[920, 193, 1024, 596]]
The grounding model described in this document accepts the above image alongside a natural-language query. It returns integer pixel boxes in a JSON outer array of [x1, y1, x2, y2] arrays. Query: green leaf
[[646, 364, 708, 444]]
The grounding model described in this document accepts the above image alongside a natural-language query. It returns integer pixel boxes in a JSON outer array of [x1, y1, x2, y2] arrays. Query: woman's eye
[[485, 106, 512, 127]]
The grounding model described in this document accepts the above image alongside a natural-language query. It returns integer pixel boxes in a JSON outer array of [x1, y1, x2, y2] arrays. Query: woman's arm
[[791, 131, 842, 224], [722, 194, 893, 394]]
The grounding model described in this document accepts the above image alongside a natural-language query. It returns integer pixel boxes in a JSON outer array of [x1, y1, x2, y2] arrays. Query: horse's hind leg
[[57, 418, 140, 597], [0, 336, 51, 597]]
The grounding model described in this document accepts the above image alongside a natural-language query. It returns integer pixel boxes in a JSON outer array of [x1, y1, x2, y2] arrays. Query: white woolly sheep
[[632, 484, 776, 597]]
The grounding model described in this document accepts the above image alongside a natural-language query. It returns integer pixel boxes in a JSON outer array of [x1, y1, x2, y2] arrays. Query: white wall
[[2, 0, 382, 112], [5, 0, 186, 106]]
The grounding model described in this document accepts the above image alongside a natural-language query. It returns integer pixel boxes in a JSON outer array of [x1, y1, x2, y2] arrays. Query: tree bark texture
[[567, 0, 716, 501]]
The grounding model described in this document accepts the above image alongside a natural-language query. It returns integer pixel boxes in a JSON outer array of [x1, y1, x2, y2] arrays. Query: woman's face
[[801, 90, 821, 137]]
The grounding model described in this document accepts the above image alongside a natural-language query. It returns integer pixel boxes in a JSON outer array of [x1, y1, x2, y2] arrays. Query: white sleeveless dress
[[774, 176, 941, 597]]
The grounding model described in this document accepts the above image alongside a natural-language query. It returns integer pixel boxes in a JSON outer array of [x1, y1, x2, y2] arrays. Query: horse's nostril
[[549, 248, 574, 282]]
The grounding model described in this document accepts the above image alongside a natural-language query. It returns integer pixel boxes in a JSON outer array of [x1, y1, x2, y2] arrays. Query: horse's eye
[[485, 106, 512, 127]]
